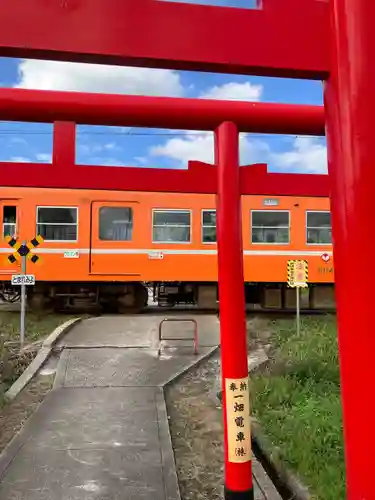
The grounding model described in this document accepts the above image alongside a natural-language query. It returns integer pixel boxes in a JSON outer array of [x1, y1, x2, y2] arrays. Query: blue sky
[[0, 0, 327, 174]]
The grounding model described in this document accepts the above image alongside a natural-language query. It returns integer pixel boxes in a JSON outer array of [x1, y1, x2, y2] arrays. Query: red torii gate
[[0, 88, 327, 498], [0, 0, 371, 498]]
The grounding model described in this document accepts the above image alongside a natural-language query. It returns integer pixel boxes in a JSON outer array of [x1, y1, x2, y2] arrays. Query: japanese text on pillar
[[225, 377, 251, 463]]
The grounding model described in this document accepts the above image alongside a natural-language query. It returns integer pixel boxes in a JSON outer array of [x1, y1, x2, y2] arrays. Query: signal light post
[[6, 235, 43, 348], [216, 122, 253, 499]]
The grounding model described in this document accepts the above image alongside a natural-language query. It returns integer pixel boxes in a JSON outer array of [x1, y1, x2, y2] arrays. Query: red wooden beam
[[0, 160, 215, 194], [0, 0, 330, 78], [240, 163, 329, 197], [0, 88, 325, 135], [0, 159, 329, 196]]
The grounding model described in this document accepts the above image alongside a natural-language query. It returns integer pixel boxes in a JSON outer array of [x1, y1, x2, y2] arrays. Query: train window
[[251, 211, 290, 244], [99, 207, 133, 241], [306, 211, 332, 244], [37, 207, 78, 241], [202, 210, 216, 243], [152, 210, 191, 243], [3, 206, 17, 238]]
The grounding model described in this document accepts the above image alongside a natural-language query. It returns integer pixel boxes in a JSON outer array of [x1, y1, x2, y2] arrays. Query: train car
[[0, 187, 334, 312]]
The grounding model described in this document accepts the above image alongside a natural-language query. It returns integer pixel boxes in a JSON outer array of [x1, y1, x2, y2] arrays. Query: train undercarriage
[[0, 280, 335, 313]]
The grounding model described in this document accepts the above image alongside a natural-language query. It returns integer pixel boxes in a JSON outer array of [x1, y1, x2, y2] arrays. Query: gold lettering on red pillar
[[225, 377, 251, 463]]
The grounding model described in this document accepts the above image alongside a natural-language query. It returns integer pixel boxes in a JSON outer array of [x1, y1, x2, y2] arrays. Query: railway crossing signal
[[5, 235, 43, 265], [4, 235, 43, 349]]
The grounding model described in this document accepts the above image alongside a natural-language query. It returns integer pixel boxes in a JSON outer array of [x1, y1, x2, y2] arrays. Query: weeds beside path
[[250, 315, 345, 500], [0, 311, 77, 343], [0, 311, 77, 402]]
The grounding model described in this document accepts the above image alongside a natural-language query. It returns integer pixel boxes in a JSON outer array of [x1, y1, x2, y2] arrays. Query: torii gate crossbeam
[[0, 0, 329, 78]]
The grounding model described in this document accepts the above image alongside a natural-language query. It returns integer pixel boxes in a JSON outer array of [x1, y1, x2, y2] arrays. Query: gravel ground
[[165, 352, 225, 500], [0, 373, 54, 454], [165, 318, 276, 500]]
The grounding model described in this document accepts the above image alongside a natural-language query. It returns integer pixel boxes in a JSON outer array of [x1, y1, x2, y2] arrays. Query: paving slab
[[60, 314, 220, 348], [0, 448, 164, 500], [0, 384, 177, 500], [23, 387, 159, 450], [61, 347, 214, 388]]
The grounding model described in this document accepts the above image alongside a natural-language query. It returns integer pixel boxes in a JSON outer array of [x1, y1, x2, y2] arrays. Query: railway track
[[0, 299, 335, 316], [144, 306, 336, 317]]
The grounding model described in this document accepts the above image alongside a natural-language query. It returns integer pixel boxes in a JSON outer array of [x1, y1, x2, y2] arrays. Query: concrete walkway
[[0, 315, 280, 499]]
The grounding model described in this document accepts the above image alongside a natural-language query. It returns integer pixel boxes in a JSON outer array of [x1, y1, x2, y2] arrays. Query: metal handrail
[[158, 318, 198, 356]]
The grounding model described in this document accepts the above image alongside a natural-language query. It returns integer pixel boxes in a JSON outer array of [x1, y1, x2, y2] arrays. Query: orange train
[[0, 186, 335, 312]]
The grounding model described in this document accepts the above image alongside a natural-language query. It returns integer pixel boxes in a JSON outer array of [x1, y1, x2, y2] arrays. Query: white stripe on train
[[0, 248, 333, 257]]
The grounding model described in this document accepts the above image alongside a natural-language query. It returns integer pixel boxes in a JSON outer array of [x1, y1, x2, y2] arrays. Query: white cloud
[[102, 143, 118, 151], [16, 60, 184, 97], [16, 60, 263, 103], [78, 142, 121, 157], [271, 137, 327, 173], [9, 156, 32, 163], [97, 158, 127, 167], [150, 131, 269, 166], [151, 133, 214, 164], [200, 82, 263, 101], [10, 137, 28, 146], [149, 134, 327, 173], [134, 156, 148, 166], [36, 153, 52, 163], [78, 156, 127, 167]]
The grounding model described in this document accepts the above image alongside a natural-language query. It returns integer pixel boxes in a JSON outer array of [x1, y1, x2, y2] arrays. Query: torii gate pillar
[[325, 1, 375, 497]]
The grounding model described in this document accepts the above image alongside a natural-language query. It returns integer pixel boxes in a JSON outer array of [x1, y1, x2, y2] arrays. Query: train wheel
[[117, 284, 148, 314], [28, 292, 52, 314]]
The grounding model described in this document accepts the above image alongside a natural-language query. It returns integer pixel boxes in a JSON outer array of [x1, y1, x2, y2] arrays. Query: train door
[[0, 201, 19, 275], [90, 201, 141, 276]]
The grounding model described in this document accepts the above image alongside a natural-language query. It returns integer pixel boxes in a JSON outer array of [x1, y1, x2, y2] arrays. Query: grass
[[0, 311, 78, 343], [250, 315, 345, 500], [0, 310, 79, 401]]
